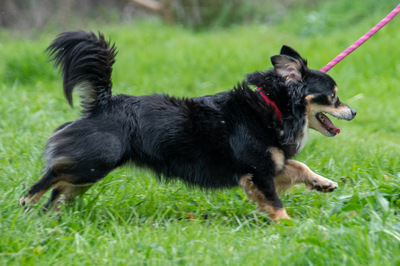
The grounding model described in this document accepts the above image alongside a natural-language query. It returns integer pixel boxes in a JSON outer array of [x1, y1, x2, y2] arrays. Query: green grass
[[1, 7, 400, 265]]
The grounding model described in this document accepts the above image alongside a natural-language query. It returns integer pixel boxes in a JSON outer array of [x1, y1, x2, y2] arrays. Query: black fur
[[22, 32, 347, 213], [46, 31, 117, 112]]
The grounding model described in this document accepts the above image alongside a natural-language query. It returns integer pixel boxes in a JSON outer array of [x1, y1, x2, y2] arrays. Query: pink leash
[[320, 3, 400, 73]]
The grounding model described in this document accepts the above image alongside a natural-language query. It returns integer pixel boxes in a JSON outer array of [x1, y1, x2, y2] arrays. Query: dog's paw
[[310, 177, 338, 193], [19, 197, 27, 206]]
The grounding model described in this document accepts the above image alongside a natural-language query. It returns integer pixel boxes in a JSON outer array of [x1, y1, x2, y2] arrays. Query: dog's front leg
[[274, 160, 338, 194], [240, 174, 290, 221]]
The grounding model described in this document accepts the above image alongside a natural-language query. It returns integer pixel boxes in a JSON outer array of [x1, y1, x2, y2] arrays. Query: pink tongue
[[321, 113, 341, 134]]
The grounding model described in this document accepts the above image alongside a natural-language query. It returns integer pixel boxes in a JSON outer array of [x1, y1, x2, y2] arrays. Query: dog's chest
[[296, 122, 309, 153]]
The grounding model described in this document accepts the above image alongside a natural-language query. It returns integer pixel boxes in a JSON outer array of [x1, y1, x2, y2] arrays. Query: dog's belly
[[165, 165, 239, 188], [132, 147, 240, 188]]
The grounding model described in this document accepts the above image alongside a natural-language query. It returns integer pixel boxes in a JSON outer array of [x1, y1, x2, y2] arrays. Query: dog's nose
[[351, 108, 357, 118]]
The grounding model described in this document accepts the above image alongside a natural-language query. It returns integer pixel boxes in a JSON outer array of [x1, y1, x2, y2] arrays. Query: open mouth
[[316, 112, 340, 135]]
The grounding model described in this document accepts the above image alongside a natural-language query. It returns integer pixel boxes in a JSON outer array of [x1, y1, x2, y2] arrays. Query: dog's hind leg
[[21, 167, 105, 211], [20, 169, 59, 207], [22, 128, 125, 211], [240, 174, 290, 221], [20, 155, 110, 211], [42, 182, 93, 211], [274, 160, 338, 194]]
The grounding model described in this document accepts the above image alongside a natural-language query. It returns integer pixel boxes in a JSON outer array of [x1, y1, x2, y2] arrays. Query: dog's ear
[[271, 55, 303, 82], [280, 45, 300, 58], [280, 45, 307, 66]]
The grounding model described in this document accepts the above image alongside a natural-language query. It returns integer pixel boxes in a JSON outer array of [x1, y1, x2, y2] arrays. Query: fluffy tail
[[46, 31, 117, 113]]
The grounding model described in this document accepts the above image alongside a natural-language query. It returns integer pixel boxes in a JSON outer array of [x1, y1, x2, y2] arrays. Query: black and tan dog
[[20, 31, 356, 220]]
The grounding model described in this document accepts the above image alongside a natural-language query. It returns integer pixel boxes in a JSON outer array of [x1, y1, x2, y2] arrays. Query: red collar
[[257, 87, 282, 123]]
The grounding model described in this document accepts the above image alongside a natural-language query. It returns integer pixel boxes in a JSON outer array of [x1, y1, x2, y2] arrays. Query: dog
[[20, 31, 356, 220]]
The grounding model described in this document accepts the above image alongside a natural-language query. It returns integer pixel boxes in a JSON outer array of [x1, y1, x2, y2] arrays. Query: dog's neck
[[256, 87, 282, 123]]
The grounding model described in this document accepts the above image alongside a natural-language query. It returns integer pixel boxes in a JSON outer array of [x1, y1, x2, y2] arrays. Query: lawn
[[1, 4, 400, 265]]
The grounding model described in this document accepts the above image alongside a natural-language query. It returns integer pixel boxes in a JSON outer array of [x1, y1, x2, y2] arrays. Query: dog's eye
[[331, 93, 336, 99]]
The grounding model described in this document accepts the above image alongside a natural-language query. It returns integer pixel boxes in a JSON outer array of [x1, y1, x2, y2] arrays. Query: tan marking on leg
[[268, 147, 285, 173], [269, 208, 290, 220], [52, 181, 93, 202], [274, 160, 338, 194], [20, 190, 46, 206], [240, 174, 290, 221], [45, 181, 93, 211], [20, 179, 92, 210]]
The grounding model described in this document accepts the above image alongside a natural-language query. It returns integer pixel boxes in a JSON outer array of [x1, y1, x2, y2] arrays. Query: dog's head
[[248, 45, 356, 137], [303, 69, 356, 137]]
